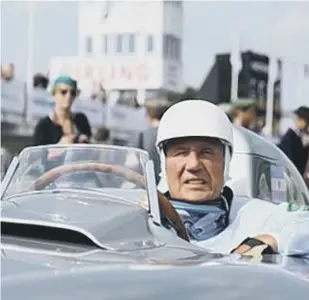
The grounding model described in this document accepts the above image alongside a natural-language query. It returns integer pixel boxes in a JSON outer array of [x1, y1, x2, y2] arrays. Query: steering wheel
[[33, 163, 143, 191], [33, 163, 189, 242]]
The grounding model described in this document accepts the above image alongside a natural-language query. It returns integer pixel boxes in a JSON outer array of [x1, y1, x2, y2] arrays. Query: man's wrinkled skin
[[165, 137, 224, 202]]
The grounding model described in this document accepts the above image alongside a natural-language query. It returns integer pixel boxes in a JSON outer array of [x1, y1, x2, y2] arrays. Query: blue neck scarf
[[170, 198, 229, 241]]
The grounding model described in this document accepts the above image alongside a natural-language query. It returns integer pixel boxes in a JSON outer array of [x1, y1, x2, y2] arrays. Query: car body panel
[[2, 253, 309, 300], [228, 127, 309, 204], [1, 191, 157, 251], [1, 126, 309, 299]]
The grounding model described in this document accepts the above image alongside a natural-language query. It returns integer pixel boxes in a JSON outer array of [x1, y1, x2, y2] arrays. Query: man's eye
[[201, 149, 212, 154], [174, 150, 187, 156]]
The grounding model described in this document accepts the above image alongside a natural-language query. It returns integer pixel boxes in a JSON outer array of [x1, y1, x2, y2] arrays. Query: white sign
[[49, 56, 162, 91], [106, 105, 147, 132], [0, 80, 150, 134], [72, 97, 104, 128], [1, 79, 25, 120], [163, 61, 184, 93], [281, 59, 309, 110], [250, 61, 269, 74]]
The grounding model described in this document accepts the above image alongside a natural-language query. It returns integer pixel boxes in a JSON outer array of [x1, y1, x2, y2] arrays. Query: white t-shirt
[[193, 199, 309, 256]]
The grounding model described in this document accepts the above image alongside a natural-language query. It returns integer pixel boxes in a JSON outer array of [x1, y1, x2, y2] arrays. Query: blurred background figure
[[94, 83, 107, 104], [33, 73, 49, 90], [32, 75, 92, 146], [278, 106, 309, 177], [94, 126, 111, 144], [231, 98, 259, 132], [126, 99, 170, 182], [1, 63, 15, 81], [135, 99, 170, 183]]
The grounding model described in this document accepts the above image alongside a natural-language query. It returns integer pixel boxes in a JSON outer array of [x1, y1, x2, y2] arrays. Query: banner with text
[[48, 56, 162, 93]]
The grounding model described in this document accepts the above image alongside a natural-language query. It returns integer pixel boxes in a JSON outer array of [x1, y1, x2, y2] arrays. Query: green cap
[[53, 75, 77, 90], [231, 98, 257, 109]]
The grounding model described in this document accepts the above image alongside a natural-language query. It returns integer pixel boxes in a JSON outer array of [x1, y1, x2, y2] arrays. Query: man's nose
[[185, 152, 202, 171]]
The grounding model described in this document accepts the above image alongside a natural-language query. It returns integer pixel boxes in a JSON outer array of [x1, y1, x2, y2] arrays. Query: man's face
[[165, 137, 224, 202]]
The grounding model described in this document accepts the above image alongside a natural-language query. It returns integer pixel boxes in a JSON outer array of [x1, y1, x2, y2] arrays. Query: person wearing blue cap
[[32, 75, 92, 146]]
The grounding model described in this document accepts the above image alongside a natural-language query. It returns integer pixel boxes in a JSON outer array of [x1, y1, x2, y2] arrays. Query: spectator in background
[[96, 84, 107, 104], [132, 97, 140, 109], [33, 73, 49, 90], [91, 83, 107, 104], [129, 99, 170, 183], [231, 99, 259, 132], [32, 75, 92, 146], [94, 126, 111, 144], [278, 106, 309, 177], [1, 63, 14, 81]]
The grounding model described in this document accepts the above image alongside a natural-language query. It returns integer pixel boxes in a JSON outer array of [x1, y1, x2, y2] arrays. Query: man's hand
[[47, 135, 75, 159], [241, 245, 269, 262], [58, 134, 76, 145], [77, 134, 90, 144], [232, 234, 278, 256], [253, 234, 278, 250]]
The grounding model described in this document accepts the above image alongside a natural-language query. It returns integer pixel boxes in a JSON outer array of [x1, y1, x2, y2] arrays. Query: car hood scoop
[[1, 191, 155, 250]]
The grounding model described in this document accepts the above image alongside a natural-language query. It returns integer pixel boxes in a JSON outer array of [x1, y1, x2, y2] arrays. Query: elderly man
[[155, 100, 309, 257]]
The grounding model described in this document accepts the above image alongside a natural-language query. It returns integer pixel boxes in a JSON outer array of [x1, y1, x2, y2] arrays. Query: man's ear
[[223, 145, 231, 183]]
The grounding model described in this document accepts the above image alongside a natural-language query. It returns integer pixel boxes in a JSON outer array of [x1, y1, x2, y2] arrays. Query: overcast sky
[[1, 1, 309, 110]]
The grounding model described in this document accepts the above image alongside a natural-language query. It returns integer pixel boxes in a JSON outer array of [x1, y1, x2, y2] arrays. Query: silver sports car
[[1, 126, 309, 300]]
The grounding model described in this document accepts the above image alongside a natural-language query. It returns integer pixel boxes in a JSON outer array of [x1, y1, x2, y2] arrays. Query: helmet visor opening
[[161, 136, 225, 155]]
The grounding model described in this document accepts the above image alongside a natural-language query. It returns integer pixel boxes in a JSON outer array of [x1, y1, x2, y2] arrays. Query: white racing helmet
[[156, 100, 234, 193]]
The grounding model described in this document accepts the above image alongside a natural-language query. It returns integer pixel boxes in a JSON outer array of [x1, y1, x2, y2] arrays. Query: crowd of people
[[1, 72, 309, 191], [133, 97, 309, 191], [217, 99, 309, 188]]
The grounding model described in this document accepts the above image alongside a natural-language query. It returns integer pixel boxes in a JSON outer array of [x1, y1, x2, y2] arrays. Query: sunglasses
[[58, 89, 77, 97]]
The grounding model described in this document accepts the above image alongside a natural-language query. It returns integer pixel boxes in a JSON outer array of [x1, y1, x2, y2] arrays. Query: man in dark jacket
[[278, 106, 309, 176], [133, 99, 170, 183]]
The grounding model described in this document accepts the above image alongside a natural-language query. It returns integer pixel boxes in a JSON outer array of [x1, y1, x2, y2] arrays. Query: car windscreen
[[2, 145, 149, 199]]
